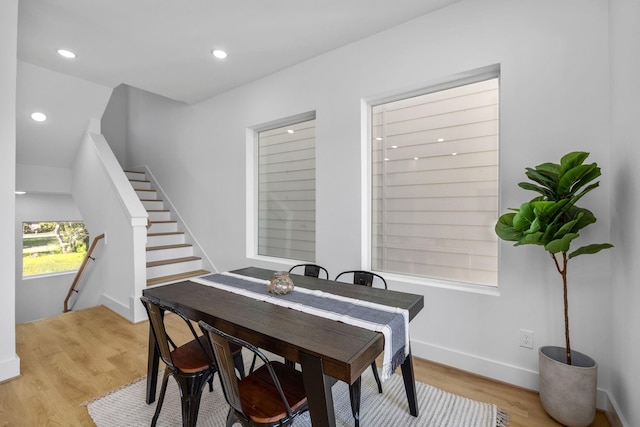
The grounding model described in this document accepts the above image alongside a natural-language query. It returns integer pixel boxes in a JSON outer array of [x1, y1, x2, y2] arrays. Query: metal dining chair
[[335, 270, 388, 290], [141, 296, 245, 427], [335, 270, 388, 391], [199, 320, 309, 427], [288, 263, 329, 279]]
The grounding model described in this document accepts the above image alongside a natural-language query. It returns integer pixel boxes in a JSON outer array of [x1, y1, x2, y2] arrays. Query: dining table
[[142, 266, 424, 427]]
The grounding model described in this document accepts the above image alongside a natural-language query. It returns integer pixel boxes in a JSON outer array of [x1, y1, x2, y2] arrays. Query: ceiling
[[18, 0, 461, 104], [15, 0, 462, 171]]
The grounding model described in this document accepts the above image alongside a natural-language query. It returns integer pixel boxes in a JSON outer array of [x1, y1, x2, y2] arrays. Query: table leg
[[146, 324, 160, 404], [348, 377, 362, 427], [300, 352, 336, 427], [400, 348, 419, 417]]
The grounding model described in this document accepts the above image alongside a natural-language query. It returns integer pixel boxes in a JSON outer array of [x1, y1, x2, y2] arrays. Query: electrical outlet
[[520, 329, 534, 349]]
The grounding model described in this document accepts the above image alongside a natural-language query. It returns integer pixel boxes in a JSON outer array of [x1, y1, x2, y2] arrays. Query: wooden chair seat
[[172, 336, 242, 374], [199, 320, 309, 427], [239, 362, 308, 424]]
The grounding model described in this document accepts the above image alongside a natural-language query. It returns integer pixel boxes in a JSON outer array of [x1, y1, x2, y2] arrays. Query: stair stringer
[[128, 164, 218, 277]]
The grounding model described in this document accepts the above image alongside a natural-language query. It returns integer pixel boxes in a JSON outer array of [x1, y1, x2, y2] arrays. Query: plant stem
[[551, 252, 572, 365]]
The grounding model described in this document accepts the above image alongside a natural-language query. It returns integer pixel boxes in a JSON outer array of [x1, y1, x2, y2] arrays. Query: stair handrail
[[63, 233, 106, 313]]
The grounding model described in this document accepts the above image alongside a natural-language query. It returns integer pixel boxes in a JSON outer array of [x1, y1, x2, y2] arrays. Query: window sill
[[374, 271, 502, 297]]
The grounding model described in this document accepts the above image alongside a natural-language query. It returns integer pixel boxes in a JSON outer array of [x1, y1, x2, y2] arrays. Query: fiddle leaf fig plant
[[495, 151, 613, 365]]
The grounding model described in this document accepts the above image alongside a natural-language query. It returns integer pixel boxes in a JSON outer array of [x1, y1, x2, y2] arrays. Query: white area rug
[[85, 357, 508, 427]]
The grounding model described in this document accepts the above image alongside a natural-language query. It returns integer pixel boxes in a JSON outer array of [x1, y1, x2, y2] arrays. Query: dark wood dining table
[[142, 266, 424, 427]]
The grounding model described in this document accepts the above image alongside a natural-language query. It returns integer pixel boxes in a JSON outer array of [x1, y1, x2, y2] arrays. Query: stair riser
[[146, 246, 194, 262], [136, 190, 158, 200], [148, 222, 178, 233], [147, 234, 185, 246], [126, 171, 146, 180], [142, 200, 165, 210], [130, 181, 151, 190], [147, 260, 203, 279], [148, 211, 171, 221]]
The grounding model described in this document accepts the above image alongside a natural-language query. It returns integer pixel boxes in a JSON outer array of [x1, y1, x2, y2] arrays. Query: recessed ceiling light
[[211, 49, 227, 59], [31, 112, 47, 122], [391, 145, 398, 149], [57, 49, 76, 59], [15, 191, 26, 195], [437, 138, 444, 142], [375, 137, 383, 141], [287, 129, 295, 134]]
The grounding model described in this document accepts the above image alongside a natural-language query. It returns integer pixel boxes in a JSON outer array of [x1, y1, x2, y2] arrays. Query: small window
[[22, 221, 89, 277], [257, 117, 316, 261], [371, 76, 499, 286]]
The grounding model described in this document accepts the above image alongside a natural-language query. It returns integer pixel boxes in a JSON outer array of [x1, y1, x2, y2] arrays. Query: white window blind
[[258, 118, 316, 261], [372, 78, 499, 286]]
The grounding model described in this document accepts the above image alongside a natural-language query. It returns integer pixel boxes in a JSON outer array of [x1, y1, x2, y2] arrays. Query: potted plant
[[495, 151, 613, 427]]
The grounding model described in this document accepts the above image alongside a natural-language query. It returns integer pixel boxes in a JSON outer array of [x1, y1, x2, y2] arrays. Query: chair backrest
[[289, 263, 329, 279], [198, 321, 295, 419], [334, 270, 388, 289], [140, 296, 209, 372]]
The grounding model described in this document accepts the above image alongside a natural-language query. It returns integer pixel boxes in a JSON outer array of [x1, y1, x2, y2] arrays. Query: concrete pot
[[539, 346, 597, 427]]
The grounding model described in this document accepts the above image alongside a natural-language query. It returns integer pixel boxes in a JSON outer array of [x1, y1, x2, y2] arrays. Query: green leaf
[[552, 216, 581, 239], [512, 203, 535, 231], [535, 162, 561, 175], [544, 233, 579, 254], [557, 164, 598, 196], [568, 243, 613, 259], [517, 231, 545, 246], [523, 168, 558, 192], [559, 151, 589, 175], [495, 213, 522, 242], [518, 182, 554, 199]]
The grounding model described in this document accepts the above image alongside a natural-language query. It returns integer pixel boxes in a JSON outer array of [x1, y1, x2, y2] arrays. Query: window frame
[[21, 220, 89, 279], [247, 111, 317, 263], [363, 66, 501, 292]]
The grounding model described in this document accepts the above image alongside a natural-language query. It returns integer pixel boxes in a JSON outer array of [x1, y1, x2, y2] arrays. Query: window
[[371, 77, 499, 286], [257, 117, 316, 261], [22, 221, 89, 277]]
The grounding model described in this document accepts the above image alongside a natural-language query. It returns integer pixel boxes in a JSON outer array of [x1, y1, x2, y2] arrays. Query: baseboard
[[411, 339, 615, 416], [0, 353, 21, 382], [99, 294, 133, 322], [604, 391, 627, 427]]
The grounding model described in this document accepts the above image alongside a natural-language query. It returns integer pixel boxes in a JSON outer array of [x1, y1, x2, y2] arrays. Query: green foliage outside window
[[22, 221, 89, 277]]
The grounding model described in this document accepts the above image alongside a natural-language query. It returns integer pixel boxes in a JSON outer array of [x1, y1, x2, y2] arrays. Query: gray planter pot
[[539, 346, 597, 427]]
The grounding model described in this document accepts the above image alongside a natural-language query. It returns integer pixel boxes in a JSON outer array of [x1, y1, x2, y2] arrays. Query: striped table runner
[[192, 272, 409, 380]]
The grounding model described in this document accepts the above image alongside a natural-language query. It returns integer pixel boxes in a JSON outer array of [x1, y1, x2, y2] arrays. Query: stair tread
[[147, 270, 211, 286], [140, 198, 163, 202], [147, 209, 170, 212], [147, 244, 191, 251], [147, 231, 184, 236], [147, 256, 200, 268], [149, 220, 177, 224]]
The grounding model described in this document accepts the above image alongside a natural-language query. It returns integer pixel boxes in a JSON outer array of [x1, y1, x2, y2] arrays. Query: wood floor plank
[[0, 305, 610, 426]]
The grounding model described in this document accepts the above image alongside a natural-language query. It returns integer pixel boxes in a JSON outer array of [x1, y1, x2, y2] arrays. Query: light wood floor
[[0, 305, 610, 426]]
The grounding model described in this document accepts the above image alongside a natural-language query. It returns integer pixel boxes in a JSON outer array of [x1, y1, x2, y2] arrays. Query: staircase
[[125, 170, 210, 286]]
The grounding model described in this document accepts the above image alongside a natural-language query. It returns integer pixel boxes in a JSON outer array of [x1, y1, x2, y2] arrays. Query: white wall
[[123, 0, 616, 405], [14, 193, 82, 323], [609, 0, 640, 425], [16, 164, 72, 194], [0, 0, 20, 382], [72, 133, 148, 322], [101, 84, 129, 167]]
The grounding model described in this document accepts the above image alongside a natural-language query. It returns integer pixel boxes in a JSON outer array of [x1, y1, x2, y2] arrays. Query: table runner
[[192, 272, 409, 380]]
